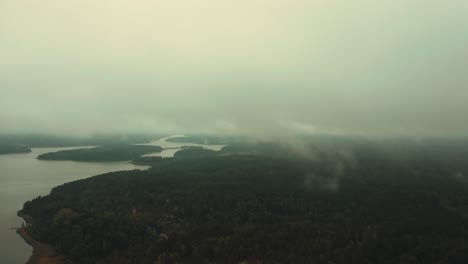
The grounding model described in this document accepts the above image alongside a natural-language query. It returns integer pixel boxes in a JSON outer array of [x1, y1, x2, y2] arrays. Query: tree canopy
[[20, 139, 468, 263]]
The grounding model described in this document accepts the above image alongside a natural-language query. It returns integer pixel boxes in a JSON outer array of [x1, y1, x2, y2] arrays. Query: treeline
[[0, 133, 162, 148], [20, 139, 468, 263], [37, 144, 162, 162], [0, 143, 31, 154], [173, 147, 216, 158]]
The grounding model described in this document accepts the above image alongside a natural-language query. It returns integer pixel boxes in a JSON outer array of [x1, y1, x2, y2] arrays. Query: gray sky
[[1, 0, 467, 137]]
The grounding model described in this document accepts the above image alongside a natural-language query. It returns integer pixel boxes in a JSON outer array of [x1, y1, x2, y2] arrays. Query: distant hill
[[0, 144, 31, 155], [0, 133, 164, 148], [37, 144, 162, 162]]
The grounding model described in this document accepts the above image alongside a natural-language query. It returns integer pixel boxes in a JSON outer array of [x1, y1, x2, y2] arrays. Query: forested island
[[0, 143, 32, 154], [37, 144, 162, 162], [173, 146, 216, 158], [19, 138, 468, 263], [166, 136, 233, 145]]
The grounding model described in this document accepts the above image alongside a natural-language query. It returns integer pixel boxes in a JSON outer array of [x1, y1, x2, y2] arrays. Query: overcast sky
[[1, 1, 467, 137]]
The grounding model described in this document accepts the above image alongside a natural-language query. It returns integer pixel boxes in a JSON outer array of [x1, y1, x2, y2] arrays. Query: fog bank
[[1, 1, 467, 137]]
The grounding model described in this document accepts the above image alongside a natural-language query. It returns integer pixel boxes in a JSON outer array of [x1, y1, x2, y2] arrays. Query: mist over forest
[[1, 1, 468, 264]]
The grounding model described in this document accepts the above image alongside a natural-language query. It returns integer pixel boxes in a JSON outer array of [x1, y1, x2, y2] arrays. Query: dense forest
[[20, 138, 468, 263], [0, 143, 32, 154], [37, 144, 162, 162]]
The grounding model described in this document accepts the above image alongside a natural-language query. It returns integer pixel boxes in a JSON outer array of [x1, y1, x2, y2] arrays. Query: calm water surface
[[0, 147, 149, 264], [142, 135, 225, 157], [0, 136, 225, 264]]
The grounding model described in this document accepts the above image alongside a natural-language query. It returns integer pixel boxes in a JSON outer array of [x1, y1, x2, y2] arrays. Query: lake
[[140, 135, 225, 157], [0, 136, 225, 264], [0, 147, 150, 263]]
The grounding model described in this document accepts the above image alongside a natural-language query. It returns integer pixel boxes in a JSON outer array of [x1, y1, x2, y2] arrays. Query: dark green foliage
[[20, 139, 468, 263], [37, 144, 162, 162], [0, 143, 31, 154], [174, 147, 216, 158]]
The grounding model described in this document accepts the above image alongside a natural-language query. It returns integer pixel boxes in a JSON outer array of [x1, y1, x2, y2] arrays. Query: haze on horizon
[[1, 1, 467, 137]]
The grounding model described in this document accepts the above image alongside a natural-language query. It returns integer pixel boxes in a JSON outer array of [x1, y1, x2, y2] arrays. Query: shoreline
[[16, 227, 70, 264]]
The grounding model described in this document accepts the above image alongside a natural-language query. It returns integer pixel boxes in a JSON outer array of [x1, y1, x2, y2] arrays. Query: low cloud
[[1, 1, 467, 137]]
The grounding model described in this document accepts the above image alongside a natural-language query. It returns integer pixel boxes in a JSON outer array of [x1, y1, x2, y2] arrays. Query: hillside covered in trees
[[37, 144, 162, 162], [20, 138, 468, 263]]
